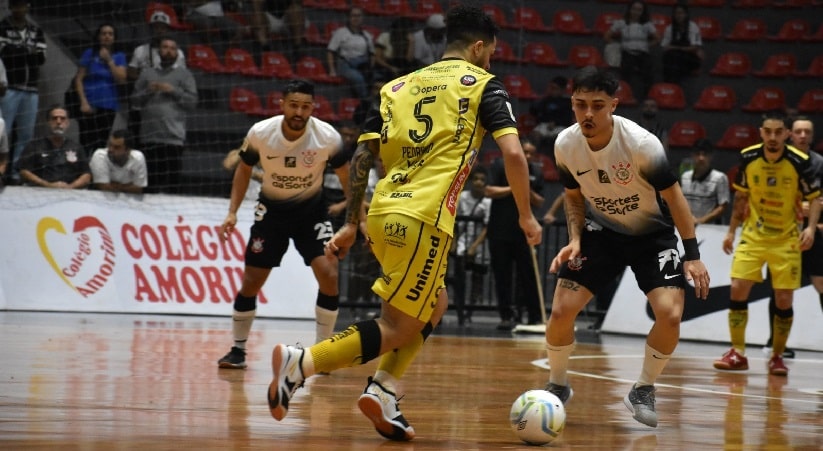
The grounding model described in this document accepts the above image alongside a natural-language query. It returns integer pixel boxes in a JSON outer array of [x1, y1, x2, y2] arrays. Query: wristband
[[682, 238, 700, 261]]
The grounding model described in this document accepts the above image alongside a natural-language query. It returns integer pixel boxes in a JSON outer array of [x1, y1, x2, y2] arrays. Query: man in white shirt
[[412, 14, 446, 67], [89, 129, 148, 193]]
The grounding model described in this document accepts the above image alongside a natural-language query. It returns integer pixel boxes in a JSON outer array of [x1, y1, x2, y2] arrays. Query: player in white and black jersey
[[217, 79, 349, 369], [543, 67, 710, 428]]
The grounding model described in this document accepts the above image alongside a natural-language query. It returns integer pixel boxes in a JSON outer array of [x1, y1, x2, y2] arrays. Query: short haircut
[[110, 129, 131, 147], [283, 79, 315, 97], [571, 66, 619, 97], [761, 110, 788, 128], [45, 104, 68, 120], [692, 138, 713, 154], [445, 5, 498, 48]]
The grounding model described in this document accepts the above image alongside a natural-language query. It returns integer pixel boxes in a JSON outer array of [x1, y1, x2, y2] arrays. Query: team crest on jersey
[[567, 256, 587, 271], [391, 81, 405, 92], [460, 75, 476, 86], [301, 150, 317, 167], [66, 150, 78, 163], [611, 161, 633, 185], [598, 169, 611, 184], [285, 156, 296, 167], [250, 237, 265, 253]]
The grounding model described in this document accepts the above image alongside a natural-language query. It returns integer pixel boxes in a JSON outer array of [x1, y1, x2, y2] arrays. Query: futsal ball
[[510, 389, 566, 446]]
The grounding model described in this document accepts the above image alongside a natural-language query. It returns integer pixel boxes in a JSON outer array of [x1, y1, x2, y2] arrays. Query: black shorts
[[244, 195, 334, 268], [802, 228, 823, 277], [557, 226, 686, 296]]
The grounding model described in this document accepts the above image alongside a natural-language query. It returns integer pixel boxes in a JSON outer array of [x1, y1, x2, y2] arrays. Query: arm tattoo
[[730, 191, 748, 225], [564, 193, 586, 242], [345, 142, 375, 225]]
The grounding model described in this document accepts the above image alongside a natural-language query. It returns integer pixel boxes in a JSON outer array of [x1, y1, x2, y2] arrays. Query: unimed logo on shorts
[[406, 234, 441, 301]]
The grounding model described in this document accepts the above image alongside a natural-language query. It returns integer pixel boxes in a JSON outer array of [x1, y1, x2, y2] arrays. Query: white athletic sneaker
[[267, 344, 305, 421], [357, 377, 415, 441]]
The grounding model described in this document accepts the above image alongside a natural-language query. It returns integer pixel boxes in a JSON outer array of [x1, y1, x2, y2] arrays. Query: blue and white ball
[[510, 389, 566, 445]]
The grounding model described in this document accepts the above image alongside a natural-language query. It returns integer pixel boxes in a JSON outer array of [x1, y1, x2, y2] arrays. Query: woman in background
[[74, 23, 127, 152], [604, 1, 658, 101], [660, 3, 703, 84]]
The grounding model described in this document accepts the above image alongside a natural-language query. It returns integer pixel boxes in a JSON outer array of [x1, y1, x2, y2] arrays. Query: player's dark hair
[[761, 110, 788, 128], [445, 4, 498, 47], [571, 66, 619, 97], [284, 79, 315, 98], [110, 129, 131, 147]]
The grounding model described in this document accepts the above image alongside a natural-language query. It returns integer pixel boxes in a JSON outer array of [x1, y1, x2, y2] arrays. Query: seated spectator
[[604, 1, 658, 101], [660, 3, 703, 84], [73, 23, 127, 152], [327, 7, 374, 100], [529, 76, 573, 149], [373, 17, 416, 81], [412, 13, 446, 67], [637, 98, 668, 152], [17, 105, 90, 189], [131, 37, 198, 194], [89, 129, 147, 194], [680, 139, 729, 225], [183, 0, 248, 48], [250, 0, 307, 60]]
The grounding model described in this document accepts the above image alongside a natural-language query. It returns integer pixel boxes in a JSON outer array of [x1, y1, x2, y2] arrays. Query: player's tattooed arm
[[345, 140, 378, 225], [728, 190, 748, 231], [564, 189, 586, 242]]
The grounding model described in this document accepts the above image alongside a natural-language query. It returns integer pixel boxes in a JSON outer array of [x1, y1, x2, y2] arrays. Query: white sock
[[547, 342, 575, 386], [315, 306, 339, 343], [232, 309, 256, 349], [638, 343, 671, 387]]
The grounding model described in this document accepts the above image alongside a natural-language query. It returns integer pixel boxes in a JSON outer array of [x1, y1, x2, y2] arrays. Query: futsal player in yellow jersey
[[714, 111, 821, 376], [266, 5, 542, 441]]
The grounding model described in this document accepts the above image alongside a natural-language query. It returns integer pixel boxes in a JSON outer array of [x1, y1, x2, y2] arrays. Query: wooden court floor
[[1, 311, 821, 450]]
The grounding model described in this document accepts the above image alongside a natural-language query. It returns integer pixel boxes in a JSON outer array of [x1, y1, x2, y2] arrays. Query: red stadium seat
[[502, 75, 538, 100], [647, 83, 687, 110], [593, 12, 622, 36], [689, 0, 726, 6], [523, 42, 567, 67], [305, 22, 329, 46], [409, 0, 443, 20], [730, 0, 769, 7], [517, 112, 538, 136], [646, 0, 677, 5], [741, 87, 786, 113], [260, 51, 295, 79], [229, 88, 269, 117], [312, 95, 339, 122], [265, 91, 284, 117], [796, 88, 823, 114], [512, 7, 553, 33], [482, 5, 512, 29], [767, 19, 811, 42], [716, 124, 760, 150], [295, 56, 344, 84], [535, 154, 560, 182], [616, 80, 637, 107], [773, 0, 814, 7], [752, 53, 797, 78], [803, 22, 823, 42], [694, 16, 722, 41], [568, 45, 607, 68], [725, 18, 767, 41], [553, 10, 592, 35], [337, 97, 361, 121], [709, 52, 751, 77], [493, 40, 521, 63], [351, 0, 383, 15], [303, 0, 349, 11], [381, 0, 413, 16], [187, 44, 229, 73], [224, 47, 265, 77], [693, 85, 737, 111], [793, 55, 823, 78], [668, 121, 707, 148]]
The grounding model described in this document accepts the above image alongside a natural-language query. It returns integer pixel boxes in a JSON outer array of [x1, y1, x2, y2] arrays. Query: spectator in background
[[0, 0, 46, 183], [327, 7, 374, 100], [183, 0, 248, 49], [486, 138, 545, 330], [324, 121, 359, 232], [250, 0, 307, 61], [17, 105, 90, 189], [542, 191, 565, 225], [638, 98, 668, 152], [0, 118, 8, 187], [74, 23, 127, 152], [604, 1, 658, 102], [373, 17, 416, 81], [529, 76, 573, 149], [451, 167, 492, 326], [660, 3, 703, 84], [89, 129, 147, 194], [412, 13, 447, 67], [680, 139, 729, 226], [132, 37, 197, 194]]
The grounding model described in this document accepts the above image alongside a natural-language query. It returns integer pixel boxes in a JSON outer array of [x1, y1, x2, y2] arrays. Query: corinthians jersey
[[733, 143, 820, 242], [239, 115, 343, 205], [555, 115, 678, 236], [360, 58, 518, 235]]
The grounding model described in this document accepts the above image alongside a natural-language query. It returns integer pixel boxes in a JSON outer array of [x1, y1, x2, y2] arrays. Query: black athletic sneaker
[[358, 377, 415, 441], [624, 384, 657, 428], [218, 346, 247, 369], [545, 382, 573, 405]]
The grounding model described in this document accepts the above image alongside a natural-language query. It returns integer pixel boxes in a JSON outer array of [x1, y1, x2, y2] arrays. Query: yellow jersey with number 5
[[360, 58, 519, 236]]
